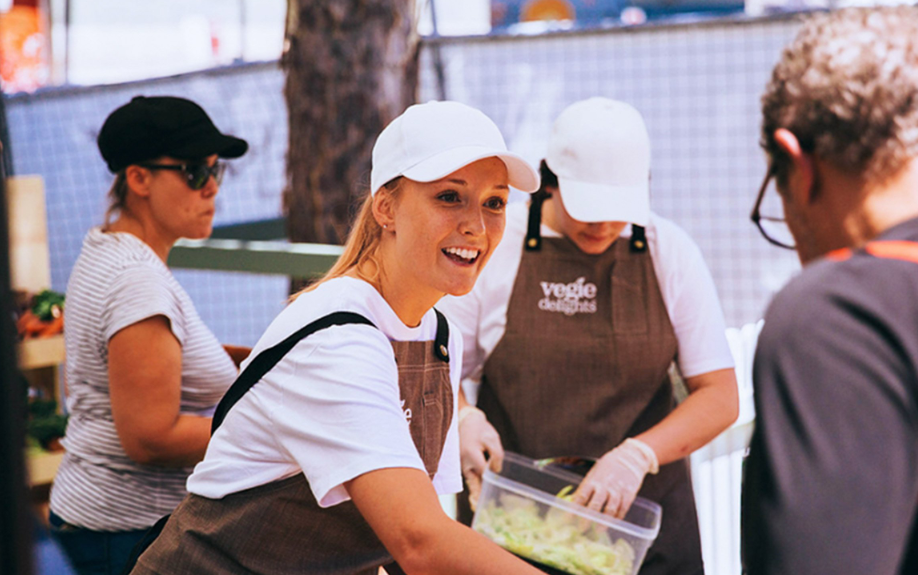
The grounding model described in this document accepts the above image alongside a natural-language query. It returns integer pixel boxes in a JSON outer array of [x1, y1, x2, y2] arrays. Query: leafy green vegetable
[[27, 398, 68, 449], [31, 289, 65, 321], [474, 493, 636, 575], [557, 485, 575, 501]]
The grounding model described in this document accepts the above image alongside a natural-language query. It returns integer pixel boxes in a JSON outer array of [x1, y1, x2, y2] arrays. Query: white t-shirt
[[438, 201, 734, 402], [188, 276, 463, 508], [51, 228, 237, 531]]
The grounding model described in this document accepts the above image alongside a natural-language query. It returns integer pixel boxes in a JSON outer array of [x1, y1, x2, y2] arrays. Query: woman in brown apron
[[439, 98, 739, 575], [129, 101, 547, 575]]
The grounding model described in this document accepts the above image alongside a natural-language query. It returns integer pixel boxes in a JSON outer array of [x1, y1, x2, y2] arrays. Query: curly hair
[[761, 6, 918, 185]]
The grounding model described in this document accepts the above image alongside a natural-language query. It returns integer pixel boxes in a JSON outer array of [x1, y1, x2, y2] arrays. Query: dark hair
[[103, 172, 129, 226], [538, 159, 558, 194]]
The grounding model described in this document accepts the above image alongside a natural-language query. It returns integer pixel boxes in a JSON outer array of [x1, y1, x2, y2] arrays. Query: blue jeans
[[48, 511, 147, 575]]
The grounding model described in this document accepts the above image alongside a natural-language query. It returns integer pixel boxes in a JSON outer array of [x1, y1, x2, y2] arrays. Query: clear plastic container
[[472, 452, 662, 575]]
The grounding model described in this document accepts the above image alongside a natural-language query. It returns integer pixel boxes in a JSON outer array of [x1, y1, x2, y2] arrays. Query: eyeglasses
[[750, 164, 796, 250], [139, 161, 226, 190]]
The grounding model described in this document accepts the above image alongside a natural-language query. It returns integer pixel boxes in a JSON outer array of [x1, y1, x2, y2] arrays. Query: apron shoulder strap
[[525, 192, 648, 254], [524, 190, 549, 252], [432, 308, 450, 362], [211, 311, 376, 434], [630, 225, 648, 252]]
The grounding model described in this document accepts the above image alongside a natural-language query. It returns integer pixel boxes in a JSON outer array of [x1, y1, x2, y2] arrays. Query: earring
[[383, 224, 388, 229]]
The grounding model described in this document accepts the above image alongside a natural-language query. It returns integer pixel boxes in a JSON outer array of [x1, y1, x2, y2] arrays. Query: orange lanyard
[[826, 240, 918, 263]]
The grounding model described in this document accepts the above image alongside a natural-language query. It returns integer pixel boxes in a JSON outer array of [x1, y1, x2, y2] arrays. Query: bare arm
[[347, 467, 543, 575], [635, 367, 739, 465], [457, 386, 504, 510], [572, 367, 739, 516], [108, 315, 212, 467]]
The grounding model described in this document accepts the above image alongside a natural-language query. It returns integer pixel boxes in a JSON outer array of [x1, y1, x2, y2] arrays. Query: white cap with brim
[[554, 177, 650, 226], [546, 97, 651, 226], [371, 101, 539, 195]]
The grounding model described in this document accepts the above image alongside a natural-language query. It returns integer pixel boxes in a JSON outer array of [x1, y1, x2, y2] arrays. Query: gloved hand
[[458, 406, 504, 511], [572, 438, 659, 519]]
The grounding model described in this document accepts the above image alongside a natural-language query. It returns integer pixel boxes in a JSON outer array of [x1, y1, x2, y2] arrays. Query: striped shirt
[[49, 227, 237, 531]]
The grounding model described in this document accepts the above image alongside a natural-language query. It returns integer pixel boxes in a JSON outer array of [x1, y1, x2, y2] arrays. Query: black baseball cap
[[97, 96, 249, 173]]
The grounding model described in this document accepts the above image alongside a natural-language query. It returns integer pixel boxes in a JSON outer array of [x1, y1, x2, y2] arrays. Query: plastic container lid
[[481, 451, 662, 541]]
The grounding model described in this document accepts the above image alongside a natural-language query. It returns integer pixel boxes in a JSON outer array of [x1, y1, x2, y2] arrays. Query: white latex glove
[[458, 406, 504, 511], [572, 438, 659, 519]]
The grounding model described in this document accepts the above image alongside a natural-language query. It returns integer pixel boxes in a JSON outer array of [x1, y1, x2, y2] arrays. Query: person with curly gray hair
[[742, 6, 918, 575]]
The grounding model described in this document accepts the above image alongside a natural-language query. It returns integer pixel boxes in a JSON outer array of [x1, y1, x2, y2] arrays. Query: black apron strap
[[432, 308, 450, 363], [381, 562, 408, 575], [526, 193, 646, 253], [212, 311, 376, 434], [119, 513, 173, 575], [524, 190, 548, 252], [631, 224, 648, 252]]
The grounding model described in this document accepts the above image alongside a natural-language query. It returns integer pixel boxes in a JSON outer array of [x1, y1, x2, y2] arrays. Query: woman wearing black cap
[[47, 96, 249, 575]]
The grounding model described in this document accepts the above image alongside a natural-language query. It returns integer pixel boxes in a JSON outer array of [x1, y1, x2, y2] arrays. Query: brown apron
[[132, 311, 454, 575], [464, 221, 704, 575]]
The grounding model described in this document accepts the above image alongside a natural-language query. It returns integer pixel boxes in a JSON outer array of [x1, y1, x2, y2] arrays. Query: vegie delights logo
[[538, 276, 598, 316]]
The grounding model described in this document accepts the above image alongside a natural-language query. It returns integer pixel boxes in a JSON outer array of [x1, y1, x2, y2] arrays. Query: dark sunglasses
[[139, 161, 226, 190], [750, 164, 795, 250]]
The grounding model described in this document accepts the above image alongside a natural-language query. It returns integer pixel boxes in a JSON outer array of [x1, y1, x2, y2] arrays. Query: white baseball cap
[[370, 100, 539, 195], [545, 98, 651, 226]]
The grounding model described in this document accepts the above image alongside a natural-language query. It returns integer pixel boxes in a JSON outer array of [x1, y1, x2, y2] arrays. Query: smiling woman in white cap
[[439, 97, 739, 575], [128, 101, 545, 575], [48, 95, 250, 575]]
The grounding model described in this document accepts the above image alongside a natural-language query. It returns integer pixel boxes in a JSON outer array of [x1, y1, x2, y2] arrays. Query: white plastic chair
[[690, 320, 763, 575]]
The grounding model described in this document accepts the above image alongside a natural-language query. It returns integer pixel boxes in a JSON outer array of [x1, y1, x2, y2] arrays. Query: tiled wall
[[7, 15, 804, 344]]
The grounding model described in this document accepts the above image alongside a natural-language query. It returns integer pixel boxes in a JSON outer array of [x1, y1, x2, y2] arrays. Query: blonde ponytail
[[291, 178, 401, 299]]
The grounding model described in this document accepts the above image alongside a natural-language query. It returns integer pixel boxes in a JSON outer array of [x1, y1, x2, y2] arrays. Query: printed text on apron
[[468, 224, 704, 575]]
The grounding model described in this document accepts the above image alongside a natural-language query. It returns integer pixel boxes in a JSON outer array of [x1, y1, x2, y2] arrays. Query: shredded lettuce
[[556, 485, 575, 501], [474, 493, 636, 575]]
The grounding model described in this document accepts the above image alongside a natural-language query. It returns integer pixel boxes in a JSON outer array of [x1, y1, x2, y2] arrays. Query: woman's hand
[[458, 406, 504, 510], [572, 438, 659, 519]]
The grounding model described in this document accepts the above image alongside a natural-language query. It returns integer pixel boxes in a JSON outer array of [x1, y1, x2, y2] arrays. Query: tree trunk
[[282, 0, 419, 248]]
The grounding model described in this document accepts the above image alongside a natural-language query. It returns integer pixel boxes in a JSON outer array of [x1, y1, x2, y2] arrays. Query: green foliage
[[31, 289, 65, 321], [27, 398, 68, 449]]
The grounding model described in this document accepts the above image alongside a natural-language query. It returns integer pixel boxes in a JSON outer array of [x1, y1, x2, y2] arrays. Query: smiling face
[[375, 157, 510, 321], [543, 186, 628, 254]]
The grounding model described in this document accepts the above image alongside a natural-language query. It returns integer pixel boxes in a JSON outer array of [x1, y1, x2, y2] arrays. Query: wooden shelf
[[19, 335, 67, 489], [27, 450, 65, 487], [17, 335, 65, 370], [10, 176, 65, 492]]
